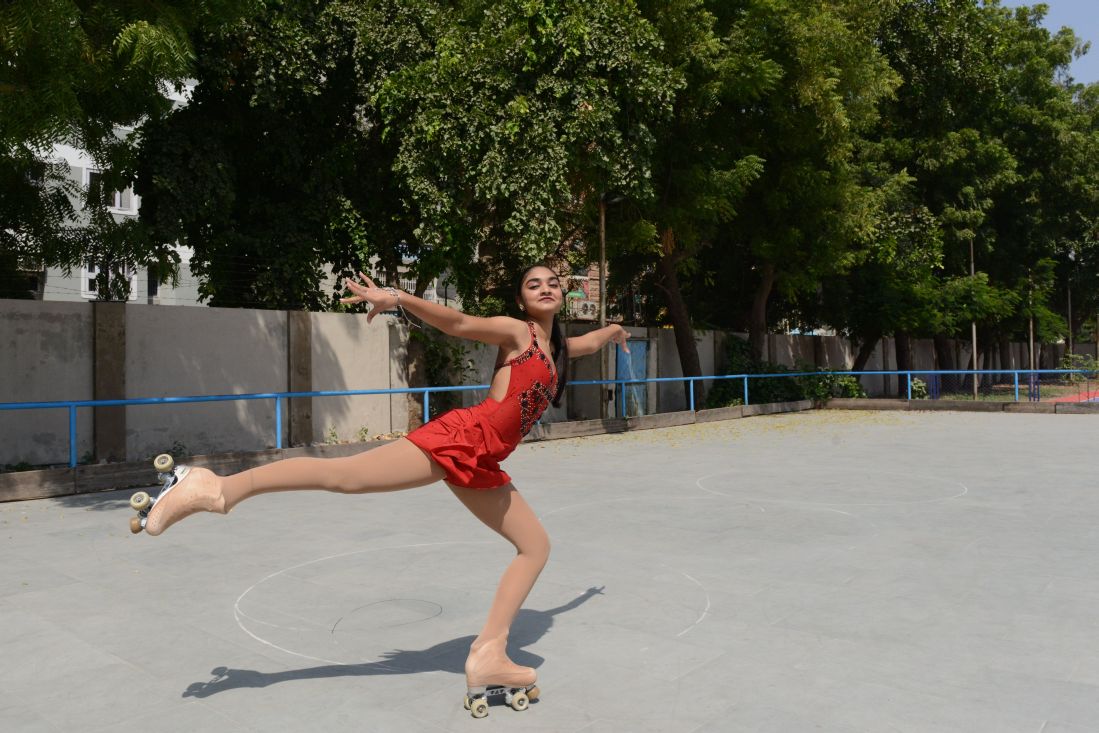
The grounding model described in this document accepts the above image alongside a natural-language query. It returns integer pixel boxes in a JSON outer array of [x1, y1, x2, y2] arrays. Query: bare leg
[[144, 438, 446, 535], [449, 483, 550, 688]]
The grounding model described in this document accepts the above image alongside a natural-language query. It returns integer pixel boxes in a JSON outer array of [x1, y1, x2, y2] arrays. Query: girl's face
[[518, 266, 563, 317]]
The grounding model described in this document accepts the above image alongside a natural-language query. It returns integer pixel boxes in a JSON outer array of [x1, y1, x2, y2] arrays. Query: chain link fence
[[908, 370, 1099, 403]]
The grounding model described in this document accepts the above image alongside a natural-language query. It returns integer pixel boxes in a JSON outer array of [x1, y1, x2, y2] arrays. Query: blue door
[[616, 340, 648, 417]]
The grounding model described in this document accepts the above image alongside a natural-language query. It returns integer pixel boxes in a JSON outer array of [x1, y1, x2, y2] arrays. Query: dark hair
[[516, 263, 569, 407]]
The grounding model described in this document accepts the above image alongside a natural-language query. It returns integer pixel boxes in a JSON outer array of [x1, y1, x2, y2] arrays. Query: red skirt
[[405, 405, 513, 489]]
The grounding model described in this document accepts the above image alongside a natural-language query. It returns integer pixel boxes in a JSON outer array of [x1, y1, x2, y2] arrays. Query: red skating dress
[[406, 320, 558, 489]]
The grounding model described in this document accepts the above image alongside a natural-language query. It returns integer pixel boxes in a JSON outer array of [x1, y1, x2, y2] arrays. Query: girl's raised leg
[[143, 438, 446, 535], [448, 483, 550, 690]]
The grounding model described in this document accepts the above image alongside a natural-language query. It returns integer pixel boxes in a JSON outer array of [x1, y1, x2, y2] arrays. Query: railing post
[[275, 397, 283, 449], [743, 375, 750, 406], [1013, 371, 1019, 402], [423, 390, 430, 424], [688, 379, 695, 412], [906, 372, 912, 401], [619, 379, 627, 418], [69, 405, 77, 468]]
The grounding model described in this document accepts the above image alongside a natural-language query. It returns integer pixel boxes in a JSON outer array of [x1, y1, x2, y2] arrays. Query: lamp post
[[1028, 271, 1035, 372], [598, 193, 624, 418], [970, 237, 978, 399], [599, 199, 607, 330], [599, 196, 607, 418], [1067, 248, 1075, 359]]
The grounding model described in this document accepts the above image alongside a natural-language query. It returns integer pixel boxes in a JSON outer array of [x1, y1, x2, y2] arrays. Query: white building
[[37, 141, 203, 306]]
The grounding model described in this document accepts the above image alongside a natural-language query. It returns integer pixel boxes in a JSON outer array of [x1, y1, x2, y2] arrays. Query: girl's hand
[[339, 272, 399, 323], [609, 324, 630, 353]]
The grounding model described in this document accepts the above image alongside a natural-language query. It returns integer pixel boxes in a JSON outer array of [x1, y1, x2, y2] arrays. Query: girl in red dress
[[134, 263, 629, 717]]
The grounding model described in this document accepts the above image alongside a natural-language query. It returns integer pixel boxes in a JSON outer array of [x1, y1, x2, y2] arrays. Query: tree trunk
[[851, 334, 880, 373], [657, 228, 702, 389], [933, 334, 954, 370], [748, 263, 776, 362], [999, 334, 1012, 384], [894, 331, 911, 398]]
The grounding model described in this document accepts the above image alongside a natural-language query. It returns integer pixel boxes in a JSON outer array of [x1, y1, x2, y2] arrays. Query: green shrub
[[1060, 352, 1099, 382], [910, 377, 929, 399], [795, 369, 867, 401]]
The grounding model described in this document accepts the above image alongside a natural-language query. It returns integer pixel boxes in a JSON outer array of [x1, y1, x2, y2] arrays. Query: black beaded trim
[[518, 380, 556, 436]]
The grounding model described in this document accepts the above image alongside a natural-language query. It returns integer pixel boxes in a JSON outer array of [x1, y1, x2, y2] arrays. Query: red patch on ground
[[1050, 388, 1099, 403]]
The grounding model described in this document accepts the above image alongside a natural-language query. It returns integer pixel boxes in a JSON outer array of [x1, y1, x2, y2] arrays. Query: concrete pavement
[[1, 410, 1097, 732]]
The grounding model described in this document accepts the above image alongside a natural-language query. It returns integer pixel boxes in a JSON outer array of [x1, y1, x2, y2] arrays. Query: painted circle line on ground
[[234, 535, 715, 663], [233, 540, 492, 667]]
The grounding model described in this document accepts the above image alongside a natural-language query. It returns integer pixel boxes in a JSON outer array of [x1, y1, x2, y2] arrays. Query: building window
[[86, 170, 137, 214], [82, 259, 138, 301]]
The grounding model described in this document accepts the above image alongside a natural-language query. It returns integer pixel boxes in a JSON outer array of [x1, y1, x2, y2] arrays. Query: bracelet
[[382, 286, 420, 329]]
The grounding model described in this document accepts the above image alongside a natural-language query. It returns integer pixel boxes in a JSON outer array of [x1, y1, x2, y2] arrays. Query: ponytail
[[550, 314, 569, 407]]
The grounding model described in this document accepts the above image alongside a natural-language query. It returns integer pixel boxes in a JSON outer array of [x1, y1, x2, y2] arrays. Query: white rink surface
[[2, 410, 1099, 733]]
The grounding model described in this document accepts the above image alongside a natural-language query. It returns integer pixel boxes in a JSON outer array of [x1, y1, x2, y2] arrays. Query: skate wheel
[[153, 454, 174, 473], [527, 685, 539, 702], [510, 691, 529, 711], [129, 516, 144, 534], [470, 699, 488, 718], [463, 695, 471, 710], [130, 491, 151, 511]]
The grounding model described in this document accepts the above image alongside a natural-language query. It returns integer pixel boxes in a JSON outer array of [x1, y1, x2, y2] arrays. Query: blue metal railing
[[0, 369, 1095, 468]]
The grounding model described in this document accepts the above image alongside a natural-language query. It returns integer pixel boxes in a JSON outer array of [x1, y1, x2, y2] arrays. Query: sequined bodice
[[479, 321, 557, 444]]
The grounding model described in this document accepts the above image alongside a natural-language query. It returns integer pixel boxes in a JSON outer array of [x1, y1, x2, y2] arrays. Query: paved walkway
[[2, 410, 1097, 732]]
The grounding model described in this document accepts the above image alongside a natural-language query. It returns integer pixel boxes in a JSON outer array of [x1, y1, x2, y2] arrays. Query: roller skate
[[463, 683, 540, 719], [461, 637, 539, 718], [128, 454, 223, 535]]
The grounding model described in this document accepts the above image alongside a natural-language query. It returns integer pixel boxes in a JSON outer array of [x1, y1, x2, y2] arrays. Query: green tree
[[604, 0, 773, 378], [981, 3, 1099, 364], [379, 0, 678, 308], [0, 0, 248, 298], [711, 0, 898, 361], [138, 0, 676, 313], [818, 169, 944, 372], [137, 0, 423, 309], [865, 0, 1096, 378]]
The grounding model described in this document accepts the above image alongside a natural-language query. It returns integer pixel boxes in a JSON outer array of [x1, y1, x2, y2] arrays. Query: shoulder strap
[[498, 321, 538, 369]]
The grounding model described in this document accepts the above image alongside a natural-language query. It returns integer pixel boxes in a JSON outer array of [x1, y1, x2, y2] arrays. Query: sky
[[1004, 0, 1099, 84]]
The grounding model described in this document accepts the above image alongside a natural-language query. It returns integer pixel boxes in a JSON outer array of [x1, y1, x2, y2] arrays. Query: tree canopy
[[0, 0, 249, 297], [4, 0, 1099, 379]]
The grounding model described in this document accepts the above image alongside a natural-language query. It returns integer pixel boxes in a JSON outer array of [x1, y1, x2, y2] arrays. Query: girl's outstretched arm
[[568, 324, 630, 358], [341, 272, 526, 349]]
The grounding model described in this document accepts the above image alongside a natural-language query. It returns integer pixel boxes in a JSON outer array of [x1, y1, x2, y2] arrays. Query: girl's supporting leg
[[448, 483, 550, 687], [144, 438, 447, 535]]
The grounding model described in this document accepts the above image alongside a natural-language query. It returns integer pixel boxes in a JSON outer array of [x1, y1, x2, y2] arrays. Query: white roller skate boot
[[129, 454, 225, 536]]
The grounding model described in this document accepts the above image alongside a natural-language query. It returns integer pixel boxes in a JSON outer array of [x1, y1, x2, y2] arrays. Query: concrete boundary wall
[[0, 300, 95, 467], [1, 297, 1092, 469], [124, 305, 289, 461], [1, 300, 409, 467], [310, 314, 409, 445]]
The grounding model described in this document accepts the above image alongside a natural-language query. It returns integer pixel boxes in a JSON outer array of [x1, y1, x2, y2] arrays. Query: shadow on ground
[[51, 488, 136, 512], [183, 586, 604, 698]]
